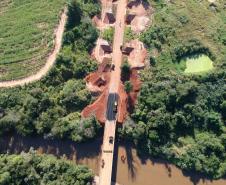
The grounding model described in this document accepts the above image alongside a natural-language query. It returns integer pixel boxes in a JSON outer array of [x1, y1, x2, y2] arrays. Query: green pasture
[[0, 0, 66, 81]]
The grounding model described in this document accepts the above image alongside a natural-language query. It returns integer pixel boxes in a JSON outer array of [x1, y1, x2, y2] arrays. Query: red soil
[[82, 42, 145, 124], [82, 87, 108, 124], [117, 82, 128, 123], [128, 69, 142, 107], [82, 67, 142, 124], [82, 0, 148, 125], [85, 60, 111, 94]]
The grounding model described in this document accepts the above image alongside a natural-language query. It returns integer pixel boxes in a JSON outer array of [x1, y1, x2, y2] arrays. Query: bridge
[[99, 0, 127, 185]]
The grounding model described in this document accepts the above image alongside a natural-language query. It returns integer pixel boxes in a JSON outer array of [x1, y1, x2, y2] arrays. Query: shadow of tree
[[1, 133, 226, 185], [0, 132, 102, 162], [125, 143, 137, 180]]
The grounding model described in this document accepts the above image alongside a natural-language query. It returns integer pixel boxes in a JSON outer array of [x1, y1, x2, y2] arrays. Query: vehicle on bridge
[[101, 159, 105, 168], [113, 101, 118, 113], [109, 136, 114, 144], [111, 63, 115, 71]]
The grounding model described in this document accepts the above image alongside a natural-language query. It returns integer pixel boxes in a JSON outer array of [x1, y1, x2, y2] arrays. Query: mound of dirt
[[126, 0, 153, 33], [82, 87, 109, 124], [82, 0, 148, 125], [91, 38, 112, 64], [124, 39, 148, 69], [127, 0, 150, 16], [82, 67, 144, 124], [92, 15, 103, 29], [85, 60, 111, 94], [117, 83, 128, 123], [130, 15, 150, 33]]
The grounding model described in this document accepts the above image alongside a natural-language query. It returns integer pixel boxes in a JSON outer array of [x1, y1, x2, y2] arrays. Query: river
[[0, 134, 225, 185]]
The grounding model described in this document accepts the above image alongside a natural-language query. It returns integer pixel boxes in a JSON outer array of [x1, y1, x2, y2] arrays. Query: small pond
[[181, 54, 214, 73]]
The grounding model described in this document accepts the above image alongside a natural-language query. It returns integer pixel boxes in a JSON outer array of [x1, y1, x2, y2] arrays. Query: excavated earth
[[82, 0, 150, 124]]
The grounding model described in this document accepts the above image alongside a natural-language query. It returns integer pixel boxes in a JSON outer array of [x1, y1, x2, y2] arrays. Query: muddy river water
[[0, 134, 225, 185]]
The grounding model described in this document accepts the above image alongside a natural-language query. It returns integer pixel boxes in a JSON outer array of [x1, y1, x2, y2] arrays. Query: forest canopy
[[119, 0, 226, 179], [0, 151, 93, 185], [0, 0, 101, 142]]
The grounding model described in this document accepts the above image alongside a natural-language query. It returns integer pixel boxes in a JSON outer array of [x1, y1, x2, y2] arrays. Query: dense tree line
[[140, 25, 174, 50], [119, 0, 226, 179], [0, 0, 100, 142], [171, 39, 214, 62], [119, 69, 226, 178], [0, 151, 93, 185]]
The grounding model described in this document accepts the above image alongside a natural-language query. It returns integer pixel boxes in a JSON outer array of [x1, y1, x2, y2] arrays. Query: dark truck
[[109, 136, 114, 144]]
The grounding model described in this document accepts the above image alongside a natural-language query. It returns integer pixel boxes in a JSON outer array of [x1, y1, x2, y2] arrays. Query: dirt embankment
[[126, 0, 153, 33], [0, 8, 68, 88], [82, 0, 150, 124]]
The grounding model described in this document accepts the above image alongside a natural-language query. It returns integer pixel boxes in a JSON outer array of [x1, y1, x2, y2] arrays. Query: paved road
[[106, 93, 118, 120], [99, 0, 127, 185]]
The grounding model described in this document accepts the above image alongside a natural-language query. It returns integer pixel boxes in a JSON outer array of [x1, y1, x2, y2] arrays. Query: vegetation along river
[[0, 134, 225, 185]]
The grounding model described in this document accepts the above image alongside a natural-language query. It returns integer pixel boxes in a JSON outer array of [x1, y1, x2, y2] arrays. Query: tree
[[205, 112, 223, 134], [0, 152, 93, 185], [121, 60, 131, 81], [73, 53, 97, 79], [124, 81, 133, 93], [220, 101, 226, 118], [102, 27, 114, 44]]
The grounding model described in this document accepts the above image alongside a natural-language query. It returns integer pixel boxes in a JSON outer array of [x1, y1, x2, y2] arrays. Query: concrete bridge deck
[[99, 0, 127, 185]]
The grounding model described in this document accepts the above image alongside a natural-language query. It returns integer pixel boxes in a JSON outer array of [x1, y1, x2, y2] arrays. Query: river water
[[0, 134, 225, 185]]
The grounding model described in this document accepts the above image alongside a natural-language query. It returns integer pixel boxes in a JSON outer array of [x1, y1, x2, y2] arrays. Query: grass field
[[0, 0, 66, 81], [144, 0, 226, 72], [183, 54, 214, 73]]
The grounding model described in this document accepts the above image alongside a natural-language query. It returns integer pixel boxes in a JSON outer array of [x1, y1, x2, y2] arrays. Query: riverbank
[[0, 133, 225, 185]]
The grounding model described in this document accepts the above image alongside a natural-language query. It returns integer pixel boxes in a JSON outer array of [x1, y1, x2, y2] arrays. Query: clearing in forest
[[0, 0, 66, 81], [183, 54, 214, 73]]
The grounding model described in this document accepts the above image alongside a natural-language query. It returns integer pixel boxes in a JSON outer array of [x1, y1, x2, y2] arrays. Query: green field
[[0, 0, 66, 81], [183, 54, 214, 73]]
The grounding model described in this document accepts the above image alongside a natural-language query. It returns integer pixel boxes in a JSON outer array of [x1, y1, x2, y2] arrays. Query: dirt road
[[99, 0, 127, 185], [0, 8, 67, 88]]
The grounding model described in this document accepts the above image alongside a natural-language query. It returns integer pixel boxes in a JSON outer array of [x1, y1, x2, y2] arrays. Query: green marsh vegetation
[[183, 54, 214, 73]]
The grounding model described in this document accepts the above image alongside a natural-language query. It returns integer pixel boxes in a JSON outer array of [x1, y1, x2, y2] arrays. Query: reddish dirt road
[[0, 8, 67, 88], [99, 0, 127, 185]]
